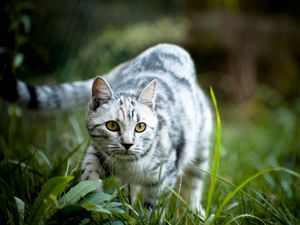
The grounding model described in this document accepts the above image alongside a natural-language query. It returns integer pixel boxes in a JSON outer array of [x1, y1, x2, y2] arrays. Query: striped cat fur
[[0, 44, 212, 215]]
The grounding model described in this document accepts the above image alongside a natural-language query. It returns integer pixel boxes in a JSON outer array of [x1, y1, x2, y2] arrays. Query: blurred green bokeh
[[2, 0, 300, 102]]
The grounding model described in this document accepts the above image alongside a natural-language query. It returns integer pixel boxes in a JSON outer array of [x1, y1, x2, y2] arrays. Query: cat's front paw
[[190, 201, 206, 219]]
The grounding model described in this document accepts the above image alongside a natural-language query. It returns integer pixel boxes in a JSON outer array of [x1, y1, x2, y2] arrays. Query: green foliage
[[1, 82, 300, 225], [56, 18, 186, 81], [2, 1, 300, 224], [28, 176, 73, 225], [1, 85, 300, 224], [205, 87, 222, 220]]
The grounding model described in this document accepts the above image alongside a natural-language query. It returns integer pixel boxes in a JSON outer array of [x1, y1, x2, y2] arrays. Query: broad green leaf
[[107, 202, 123, 208], [47, 204, 91, 225], [80, 192, 113, 205], [104, 221, 125, 225], [59, 179, 102, 206], [28, 176, 73, 225], [81, 202, 112, 215], [14, 197, 25, 222]]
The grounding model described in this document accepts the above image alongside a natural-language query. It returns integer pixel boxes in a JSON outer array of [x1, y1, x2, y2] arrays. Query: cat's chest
[[110, 160, 159, 184]]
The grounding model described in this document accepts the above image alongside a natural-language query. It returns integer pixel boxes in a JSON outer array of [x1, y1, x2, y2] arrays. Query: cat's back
[[109, 44, 209, 150], [111, 44, 198, 98], [127, 43, 196, 81]]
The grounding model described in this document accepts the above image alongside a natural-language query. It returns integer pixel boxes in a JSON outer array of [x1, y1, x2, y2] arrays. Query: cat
[[0, 44, 212, 215]]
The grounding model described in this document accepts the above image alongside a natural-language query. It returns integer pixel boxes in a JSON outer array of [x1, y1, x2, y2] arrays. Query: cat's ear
[[91, 76, 114, 110], [138, 79, 157, 110]]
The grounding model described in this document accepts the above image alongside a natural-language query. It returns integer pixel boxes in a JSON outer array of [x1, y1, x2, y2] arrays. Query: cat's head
[[86, 76, 158, 160]]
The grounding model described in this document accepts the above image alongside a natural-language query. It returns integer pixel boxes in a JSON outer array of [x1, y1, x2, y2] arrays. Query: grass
[[0, 84, 299, 225]]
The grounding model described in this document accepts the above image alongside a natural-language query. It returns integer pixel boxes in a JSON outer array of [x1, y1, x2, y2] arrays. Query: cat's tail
[[0, 54, 129, 111], [0, 60, 93, 110]]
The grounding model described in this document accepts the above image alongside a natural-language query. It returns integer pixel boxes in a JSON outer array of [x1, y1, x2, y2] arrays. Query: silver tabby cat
[[0, 44, 212, 214]]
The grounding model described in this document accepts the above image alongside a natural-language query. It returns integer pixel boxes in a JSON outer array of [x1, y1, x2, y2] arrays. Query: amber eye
[[105, 121, 120, 132], [135, 122, 147, 133]]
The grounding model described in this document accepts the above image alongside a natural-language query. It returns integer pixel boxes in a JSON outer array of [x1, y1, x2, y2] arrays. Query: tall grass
[[205, 87, 222, 222], [0, 84, 299, 224]]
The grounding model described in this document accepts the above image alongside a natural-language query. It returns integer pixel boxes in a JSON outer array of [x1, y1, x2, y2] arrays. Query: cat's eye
[[106, 121, 120, 132], [135, 122, 147, 133]]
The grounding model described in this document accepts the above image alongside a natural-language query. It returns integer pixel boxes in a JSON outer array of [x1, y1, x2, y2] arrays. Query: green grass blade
[[205, 87, 222, 220], [60, 138, 90, 166], [166, 184, 188, 207], [14, 197, 25, 223], [225, 214, 266, 225], [59, 179, 102, 206], [211, 167, 300, 224], [0, 180, 21, 225], [201, 169, 269, 211], [28, 176, 73, 224], [80, 192, 113, 205], [69, 115, 85, 143]]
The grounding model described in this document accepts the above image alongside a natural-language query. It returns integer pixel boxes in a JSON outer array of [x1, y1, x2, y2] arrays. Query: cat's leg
[[81, 145, 109, 192], [116, 178, 140, 204], [182, 154, 208, 217], [181, 133, 210, 216], [182, 101, 212, 217], [128, 184, 140, 204], [141, 167, 178, 216]]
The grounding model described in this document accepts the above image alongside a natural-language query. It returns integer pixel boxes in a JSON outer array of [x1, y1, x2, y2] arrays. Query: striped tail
[[0, 62, 92, 110], [0, 55, 129, 111]]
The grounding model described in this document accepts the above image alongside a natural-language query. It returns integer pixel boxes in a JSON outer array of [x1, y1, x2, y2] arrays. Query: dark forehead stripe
[[127, 108, 132, 120], [118, 97, 139, 121]]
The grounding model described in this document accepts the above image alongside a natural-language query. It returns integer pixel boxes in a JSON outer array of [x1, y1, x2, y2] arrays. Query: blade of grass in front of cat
[[205, 87, 222, 221], [212, 167, 300, 223]]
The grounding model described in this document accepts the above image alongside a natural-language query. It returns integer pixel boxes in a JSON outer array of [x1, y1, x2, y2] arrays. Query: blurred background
[[1, 0, 300, 101], [0, 0, 300, 223]]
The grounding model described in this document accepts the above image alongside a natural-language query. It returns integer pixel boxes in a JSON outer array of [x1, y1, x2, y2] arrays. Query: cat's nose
[[121, 143, 133, 151]]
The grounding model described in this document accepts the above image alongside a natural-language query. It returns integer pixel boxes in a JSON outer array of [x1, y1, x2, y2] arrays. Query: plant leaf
[[205, 87, 222, 221], [81, 203, 112, 215], [28, 176, 73, 225], [0, 180, 21, 225], [47, 204, 91, 225], [59, 179, 102, 206], [80, 191, 113, 205], [212, 167, 300, 224], [14, 197, 25, 223]]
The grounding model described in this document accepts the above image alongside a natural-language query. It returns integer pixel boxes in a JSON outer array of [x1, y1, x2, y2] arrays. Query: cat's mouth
[[113, 152, 139, 161], [111, 149, 140, 160]]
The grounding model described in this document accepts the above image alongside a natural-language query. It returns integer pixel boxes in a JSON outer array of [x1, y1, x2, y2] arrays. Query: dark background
[[1, 0, 300, 103]]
